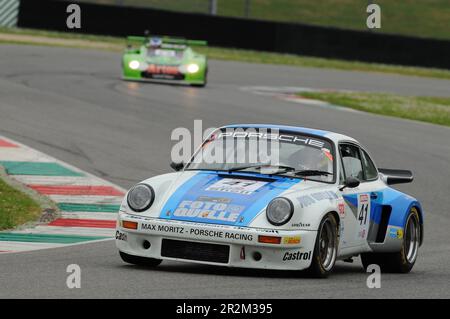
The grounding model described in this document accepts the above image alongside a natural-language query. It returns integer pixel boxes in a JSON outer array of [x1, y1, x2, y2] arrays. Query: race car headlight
[[186, 63, 199, 73], [266, 197, 294, 226], [127, 184, 154, 212], [129, 60, 140, 70]]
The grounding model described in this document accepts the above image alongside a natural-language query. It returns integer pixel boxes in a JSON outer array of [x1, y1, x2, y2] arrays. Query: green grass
[[71, 0, 450, 40], [298, 91, 450, 127], [0, 177, 42, 231], [2, 27, 450, 80]]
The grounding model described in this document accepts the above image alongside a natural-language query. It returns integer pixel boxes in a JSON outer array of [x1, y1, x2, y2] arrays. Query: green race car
[[122, 35, 208, 87]]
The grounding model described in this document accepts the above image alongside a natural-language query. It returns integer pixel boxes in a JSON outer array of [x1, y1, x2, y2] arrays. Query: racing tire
[[119, 251, 162, 267], [361, 208, 420, 273], [306, 213, 339, 278]]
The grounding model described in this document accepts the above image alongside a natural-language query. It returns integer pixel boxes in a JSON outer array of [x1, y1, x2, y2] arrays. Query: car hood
[[157, 170, 308, 226]]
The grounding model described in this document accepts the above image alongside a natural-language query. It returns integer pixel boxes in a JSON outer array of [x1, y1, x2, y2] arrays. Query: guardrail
[[16, 0, 450, 69]]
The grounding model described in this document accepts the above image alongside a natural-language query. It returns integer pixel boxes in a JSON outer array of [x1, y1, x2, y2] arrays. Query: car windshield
[[185, 128, 335, 183], [147, 48, 184, 59]]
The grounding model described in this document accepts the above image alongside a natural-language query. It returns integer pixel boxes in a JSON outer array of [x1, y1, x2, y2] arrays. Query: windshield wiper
[[227, 164, 296, 173], [292, 170, 332, 176]]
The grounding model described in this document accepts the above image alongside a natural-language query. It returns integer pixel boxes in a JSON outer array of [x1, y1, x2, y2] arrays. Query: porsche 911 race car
[[122, 35, 208, 87], [116, 124, 423, 277]]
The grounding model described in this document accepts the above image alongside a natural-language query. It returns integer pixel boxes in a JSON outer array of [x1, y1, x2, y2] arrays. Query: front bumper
[[122, 76, 205, 86], [116, 213, 317, 270]]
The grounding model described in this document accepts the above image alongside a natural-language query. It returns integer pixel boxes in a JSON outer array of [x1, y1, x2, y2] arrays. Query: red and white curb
[[0, 135, 127, 253]]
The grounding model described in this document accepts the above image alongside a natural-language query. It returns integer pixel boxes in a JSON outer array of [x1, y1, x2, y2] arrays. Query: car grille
[[161, 239, 230, 264]]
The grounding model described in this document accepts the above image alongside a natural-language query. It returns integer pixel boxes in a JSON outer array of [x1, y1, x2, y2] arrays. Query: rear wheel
[[119, 251, 162, 267], [306, 213, 338, 278], [361, 208, 420, 273]]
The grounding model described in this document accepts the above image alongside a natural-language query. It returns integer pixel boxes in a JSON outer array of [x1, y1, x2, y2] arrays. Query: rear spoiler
[[163, 37, 207, 46], [378, 168, 413, 185], [126, 36, 207, 46]]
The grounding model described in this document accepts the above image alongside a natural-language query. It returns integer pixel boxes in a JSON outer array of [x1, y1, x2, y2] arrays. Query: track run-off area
[[0, 44, 449, 298]]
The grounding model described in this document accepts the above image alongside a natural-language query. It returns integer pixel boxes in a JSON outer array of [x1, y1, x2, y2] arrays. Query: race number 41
[[357, 194, 370, 240]]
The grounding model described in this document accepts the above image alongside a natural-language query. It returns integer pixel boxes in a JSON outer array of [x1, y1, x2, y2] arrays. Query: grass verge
[[1, 27, 450, 80], [63, 0, 450, 41], [298, 91, 450, 127], [0, 176, 42, 231]]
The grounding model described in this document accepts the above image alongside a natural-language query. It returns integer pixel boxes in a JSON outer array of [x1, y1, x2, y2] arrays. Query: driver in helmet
[[289, 147, 333, 172], [148, 37, 163, 49]]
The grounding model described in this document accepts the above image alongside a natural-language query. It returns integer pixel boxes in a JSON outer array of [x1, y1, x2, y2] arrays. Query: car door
[[359, 148, 387, 244], [338, 143, 376, 249]]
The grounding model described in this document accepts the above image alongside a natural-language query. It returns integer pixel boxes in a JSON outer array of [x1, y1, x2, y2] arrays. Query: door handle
[[370, 192, 378, 200]]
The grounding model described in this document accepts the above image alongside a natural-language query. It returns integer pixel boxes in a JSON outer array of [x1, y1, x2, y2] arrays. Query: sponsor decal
[[146, 64, 180, 75], [173, 199, 245, 222], [283, 250, 312, 261], [389, 228, 403, 239], [141, 223, 185, 234], [311, 191, 339, 201], [359, 194, 369, 204], [217, 132, 326, 149], [205, 178, 267, 195], [297, 195, 315, 208], [297, 191, 339, 208], [189, 228, 253, 241], [115, 230, 127, 241], [291, 222, 311, 228], [140, 221, 254, 242], [160, 172, 300, 226], [338, 202, 345, 218], [283, 236, 301, 244], [356, 193, 371, 240], [322, 148, 333, 161], [196, 196, 231, 203], [153, 49, 176, 57]]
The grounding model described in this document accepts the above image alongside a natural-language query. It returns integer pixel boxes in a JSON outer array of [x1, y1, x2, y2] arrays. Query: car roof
[[222, 124, 357, 143]]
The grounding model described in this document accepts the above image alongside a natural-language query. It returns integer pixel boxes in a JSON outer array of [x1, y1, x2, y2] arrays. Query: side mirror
[[339, 176, 360, 191], [170, 161, 184, 171]]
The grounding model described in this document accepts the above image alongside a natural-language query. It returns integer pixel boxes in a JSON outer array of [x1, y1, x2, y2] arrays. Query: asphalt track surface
[[0, 44, 449, 298]]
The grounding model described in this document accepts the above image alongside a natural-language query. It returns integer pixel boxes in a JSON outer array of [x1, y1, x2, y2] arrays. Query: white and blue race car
[[116, 124, 423, 277]]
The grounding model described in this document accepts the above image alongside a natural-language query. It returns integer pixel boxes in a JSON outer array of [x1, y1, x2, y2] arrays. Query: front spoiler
[[116, 213, 317, 270], [122, 76, 205, 86]]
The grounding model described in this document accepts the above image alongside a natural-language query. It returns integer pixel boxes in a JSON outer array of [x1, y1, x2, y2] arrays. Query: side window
[[339, 144, 363, 180], [361, 150, 378, 180]]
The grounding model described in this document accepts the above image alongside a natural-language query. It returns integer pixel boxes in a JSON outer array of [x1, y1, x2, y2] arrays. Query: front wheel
[[119, 251, 162, 267], [361, 207, 421, 273], [306, 213, 339, 278]]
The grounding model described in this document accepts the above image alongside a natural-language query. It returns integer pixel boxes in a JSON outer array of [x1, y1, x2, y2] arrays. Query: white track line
[[48, 195, 123, 205], [61, 212, 118, 221], [12, 175, 112, 186], [14, 226, 116, 237]]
